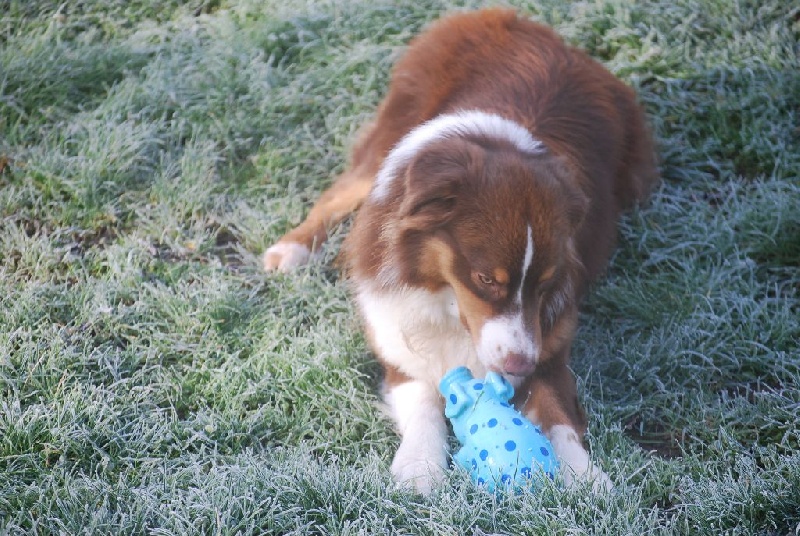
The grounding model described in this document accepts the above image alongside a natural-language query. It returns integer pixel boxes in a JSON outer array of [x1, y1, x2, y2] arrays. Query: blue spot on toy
[[439, 366, 559, 492]]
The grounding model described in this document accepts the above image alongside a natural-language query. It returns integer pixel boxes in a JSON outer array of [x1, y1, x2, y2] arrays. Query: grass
[[0, 0, 798, 533]]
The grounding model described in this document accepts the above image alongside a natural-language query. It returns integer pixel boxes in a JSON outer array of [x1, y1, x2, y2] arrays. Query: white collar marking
[[370, 110, 544, 201]]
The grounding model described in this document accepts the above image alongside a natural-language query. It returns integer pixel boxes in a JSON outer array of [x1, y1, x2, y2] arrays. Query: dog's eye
[[477, 273, 495, 286], [472, 271, 507, 300]]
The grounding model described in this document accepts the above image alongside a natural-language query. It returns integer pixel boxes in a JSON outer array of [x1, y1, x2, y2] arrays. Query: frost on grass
[[1, 0, 798, 534]]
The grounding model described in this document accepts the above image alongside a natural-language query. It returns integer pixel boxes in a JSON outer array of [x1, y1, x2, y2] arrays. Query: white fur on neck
[[370, 110, 544, 201]]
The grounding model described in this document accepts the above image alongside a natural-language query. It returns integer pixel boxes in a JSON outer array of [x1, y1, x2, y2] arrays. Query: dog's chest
[[354, 285, 486, 384]]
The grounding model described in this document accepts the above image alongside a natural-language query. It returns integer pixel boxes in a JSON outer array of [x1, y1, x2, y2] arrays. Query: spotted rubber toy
[[439, 366, 559, 492]]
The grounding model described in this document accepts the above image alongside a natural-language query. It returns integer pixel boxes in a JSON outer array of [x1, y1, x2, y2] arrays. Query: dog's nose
[[502, 353, 536, 376]]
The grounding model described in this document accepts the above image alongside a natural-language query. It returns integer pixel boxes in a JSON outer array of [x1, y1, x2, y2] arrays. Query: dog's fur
[[263, 9, 657, 493]]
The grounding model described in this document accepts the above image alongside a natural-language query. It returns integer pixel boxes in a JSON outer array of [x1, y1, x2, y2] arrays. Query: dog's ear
[[535, 153, 589, 232], [398, 141, 475, 229]]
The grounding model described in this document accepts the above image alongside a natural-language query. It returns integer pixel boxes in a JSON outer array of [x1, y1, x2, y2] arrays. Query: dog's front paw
[[562, 461, 614, 493], [549, 425, 614, 494], [262, 241, 311, 272], [589, 465, 614, 493], [390, 448, 447, 495]]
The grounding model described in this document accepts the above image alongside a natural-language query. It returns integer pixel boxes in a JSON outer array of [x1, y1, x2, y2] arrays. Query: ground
[[0, 0, 798, 534]]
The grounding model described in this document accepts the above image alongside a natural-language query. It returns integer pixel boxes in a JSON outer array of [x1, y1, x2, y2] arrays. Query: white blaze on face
[[477, 314, 538, 369], [517, 225, 534, 305], [477, 225, 538, 371]]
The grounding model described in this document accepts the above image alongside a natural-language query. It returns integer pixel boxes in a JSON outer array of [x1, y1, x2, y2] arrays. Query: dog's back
[[345, 9, 657, 287]]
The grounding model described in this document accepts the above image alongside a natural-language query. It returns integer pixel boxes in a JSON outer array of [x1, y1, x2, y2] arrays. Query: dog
[[263, 9, 657, 494]]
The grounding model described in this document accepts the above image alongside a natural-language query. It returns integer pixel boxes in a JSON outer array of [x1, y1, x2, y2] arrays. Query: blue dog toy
[[439, 366, 559, 492]]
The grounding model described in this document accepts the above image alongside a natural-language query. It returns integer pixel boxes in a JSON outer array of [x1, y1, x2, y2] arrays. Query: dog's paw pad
[[262, 242, 311, 272]]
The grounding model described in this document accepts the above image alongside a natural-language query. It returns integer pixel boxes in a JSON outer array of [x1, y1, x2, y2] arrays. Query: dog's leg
[[263, 169, 373, 271], [384, 379, 449, 495], [519, 361, 613, 492], [547, 423, 613, 492], [264, 120, 382, 272]]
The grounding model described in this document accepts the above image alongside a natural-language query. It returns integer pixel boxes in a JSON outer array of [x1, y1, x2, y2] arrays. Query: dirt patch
[[624, 416, 685, 459]]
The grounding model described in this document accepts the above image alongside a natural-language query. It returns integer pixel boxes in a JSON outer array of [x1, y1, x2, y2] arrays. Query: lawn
[[0, 0, 798, 534]]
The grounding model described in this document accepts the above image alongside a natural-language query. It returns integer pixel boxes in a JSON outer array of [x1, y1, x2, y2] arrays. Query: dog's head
[[383, 134, 588, 377]]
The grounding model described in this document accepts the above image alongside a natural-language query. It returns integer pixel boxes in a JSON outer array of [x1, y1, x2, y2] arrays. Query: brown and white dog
[[263, 9, 657, 493]]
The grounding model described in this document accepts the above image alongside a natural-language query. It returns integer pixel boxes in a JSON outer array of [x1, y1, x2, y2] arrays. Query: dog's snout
[[502, 353, 536, 376]]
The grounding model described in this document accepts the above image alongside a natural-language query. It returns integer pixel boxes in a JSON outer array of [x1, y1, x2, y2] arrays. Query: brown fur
[[264, 9, 658, 490]]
